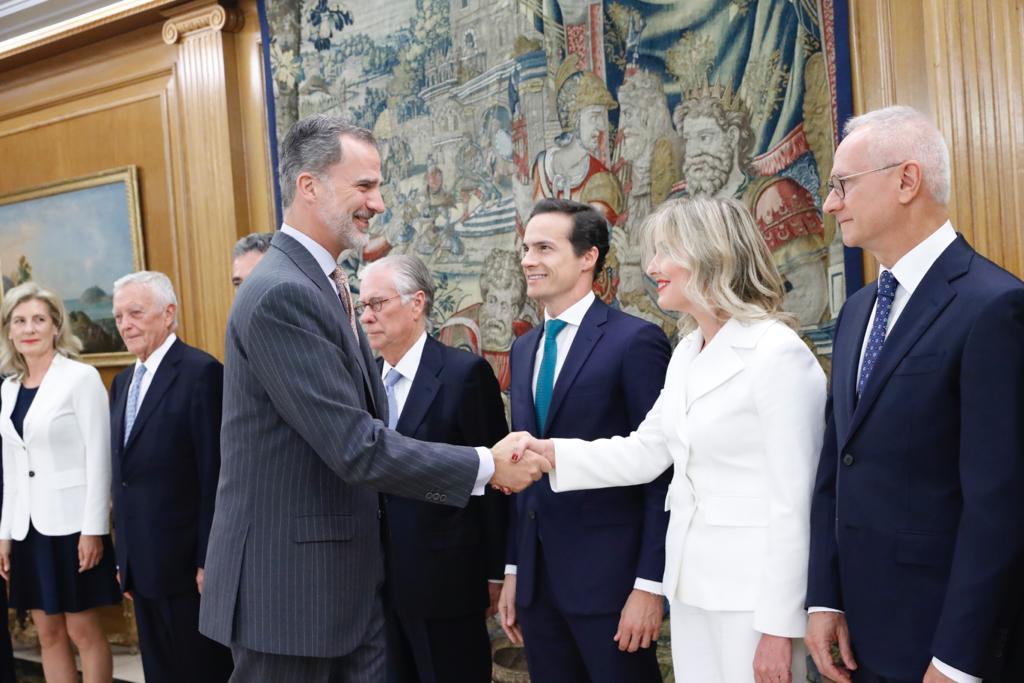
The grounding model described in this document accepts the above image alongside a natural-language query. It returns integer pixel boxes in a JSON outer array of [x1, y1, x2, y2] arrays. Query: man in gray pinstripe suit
[[199, 114, 548, 682]]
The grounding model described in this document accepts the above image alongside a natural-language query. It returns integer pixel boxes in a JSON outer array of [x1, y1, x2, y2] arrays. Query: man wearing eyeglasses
[[806, 106, 1024, 683], [358, 254, 509, 683]]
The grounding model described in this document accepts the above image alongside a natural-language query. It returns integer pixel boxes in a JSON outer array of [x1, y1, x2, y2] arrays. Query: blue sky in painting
[[0, 181, 135, 300]]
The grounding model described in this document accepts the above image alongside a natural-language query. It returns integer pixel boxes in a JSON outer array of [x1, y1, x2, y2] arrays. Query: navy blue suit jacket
[[508, 299, 671, 614], [110, 338, 224, 600], [808, 236, 1024, 679], [381, 336, 509, 618]]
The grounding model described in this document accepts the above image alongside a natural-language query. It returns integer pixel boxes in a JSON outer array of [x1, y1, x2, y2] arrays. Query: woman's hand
[[753, 633, 792, 683], [78, 534, 103, 573], [0, 539, 10, 581]]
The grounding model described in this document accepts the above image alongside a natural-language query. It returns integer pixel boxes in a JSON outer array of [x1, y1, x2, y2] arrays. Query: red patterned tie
[[330, 266, 358, 337]]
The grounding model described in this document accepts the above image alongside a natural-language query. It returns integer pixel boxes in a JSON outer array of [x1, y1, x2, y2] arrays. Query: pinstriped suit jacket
[[199, 231, 480, 658]]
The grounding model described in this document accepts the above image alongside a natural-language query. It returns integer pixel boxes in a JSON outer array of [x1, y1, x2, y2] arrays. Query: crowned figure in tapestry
[[264, 0, 848, 383]]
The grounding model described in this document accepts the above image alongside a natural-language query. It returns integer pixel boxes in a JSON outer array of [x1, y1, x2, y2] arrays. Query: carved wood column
[[163, 1, 247, 357]]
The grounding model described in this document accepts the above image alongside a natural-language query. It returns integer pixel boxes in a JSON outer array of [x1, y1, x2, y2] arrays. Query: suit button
[[439, 494, 447, 502], [528, 510, 536, 520], [842, 453, 854, 466], [122, 481, 128, 488], [28, 471, 34, 478]]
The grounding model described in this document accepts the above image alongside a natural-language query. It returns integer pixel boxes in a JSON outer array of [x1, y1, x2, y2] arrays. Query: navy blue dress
[[8, 385, 121, 615]]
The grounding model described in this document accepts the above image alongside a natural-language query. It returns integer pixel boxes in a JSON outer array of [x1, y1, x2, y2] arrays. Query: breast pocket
[[893, 352, 942, 376]]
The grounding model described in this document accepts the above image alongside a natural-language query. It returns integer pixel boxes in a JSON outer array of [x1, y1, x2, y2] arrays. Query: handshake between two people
[[488, 432, 557, 494]]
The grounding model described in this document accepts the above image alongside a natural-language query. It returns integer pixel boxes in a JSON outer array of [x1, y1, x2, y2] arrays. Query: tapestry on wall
[[262, 0, 851, 386]]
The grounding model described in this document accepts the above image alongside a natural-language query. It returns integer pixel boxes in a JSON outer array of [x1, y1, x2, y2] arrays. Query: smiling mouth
[[655, 280, 670, 291], [525, 273, 546, 282]]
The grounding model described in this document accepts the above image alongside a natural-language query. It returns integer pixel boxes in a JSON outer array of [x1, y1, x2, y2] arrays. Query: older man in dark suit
[[359, 254, 508, 683], [806, 106, 1024, 683], [110, 271, 233, 683], [198, 114, 547, 682]]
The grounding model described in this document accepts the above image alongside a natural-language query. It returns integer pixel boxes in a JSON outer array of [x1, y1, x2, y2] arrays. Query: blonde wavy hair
[[1, 282, 83, 380], [641, 196, 793, 334]]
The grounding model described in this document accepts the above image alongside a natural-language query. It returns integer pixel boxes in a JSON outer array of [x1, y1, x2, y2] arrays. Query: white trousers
[[669, 600, 808, 683]]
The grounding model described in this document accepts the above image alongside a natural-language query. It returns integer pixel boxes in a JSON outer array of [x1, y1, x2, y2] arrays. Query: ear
[[728, 125, 741, 147], [896, 161, 925, 204], [165, 303, 177, 325], [579, 245, 599, 273], [294, 171, 319, 203], [410, 291, 426, 317]]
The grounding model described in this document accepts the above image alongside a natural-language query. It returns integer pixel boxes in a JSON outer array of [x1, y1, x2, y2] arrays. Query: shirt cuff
[[473, 447, 494, 496], [633, 578, 663, 595], [504, 564, 517, 576], [807, 606, 843, 614], [933, 658, 981, 683]]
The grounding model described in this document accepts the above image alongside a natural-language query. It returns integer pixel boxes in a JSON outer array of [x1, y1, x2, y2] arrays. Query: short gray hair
[[363, 255, 436, 317], [233, 232, 273, 259], [843, 105, 951, 204], [113, 271, 178, 330], [279, 114, 377, 208]]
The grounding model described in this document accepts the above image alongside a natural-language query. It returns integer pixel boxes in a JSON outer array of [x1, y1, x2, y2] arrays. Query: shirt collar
[[544, 290, 595, 327], [381, 331, 428, 382], [885, 221, 957, 295], [281, 223, 339, 285], [136, 333, 177, 375]]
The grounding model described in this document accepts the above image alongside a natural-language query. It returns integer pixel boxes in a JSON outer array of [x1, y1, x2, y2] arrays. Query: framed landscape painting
[[0, 166, 145, 367]]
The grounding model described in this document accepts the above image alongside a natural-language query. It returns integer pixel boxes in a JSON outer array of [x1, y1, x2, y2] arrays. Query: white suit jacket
[[550, 318, 825, 637], [0, 354, 111, 540]]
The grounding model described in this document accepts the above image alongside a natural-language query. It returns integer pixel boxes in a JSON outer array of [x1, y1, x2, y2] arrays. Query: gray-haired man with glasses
[[806, 105, 1024, 683]]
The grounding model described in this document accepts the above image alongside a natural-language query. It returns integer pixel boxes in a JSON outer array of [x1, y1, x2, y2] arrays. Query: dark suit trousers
[[385, 606, 491, 683], [133, 590, 233, 683], [0, 579, 14, 683], [229, 596, 385, 683], [517, 556, 661, 683], [851, 665, 916, 683]]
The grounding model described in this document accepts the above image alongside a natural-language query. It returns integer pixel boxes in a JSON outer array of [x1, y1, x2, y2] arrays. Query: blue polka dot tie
[[858, 270, 899, 396]]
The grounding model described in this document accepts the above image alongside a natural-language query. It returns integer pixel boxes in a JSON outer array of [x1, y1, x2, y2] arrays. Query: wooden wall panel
[[849, 0, 1024, 281]]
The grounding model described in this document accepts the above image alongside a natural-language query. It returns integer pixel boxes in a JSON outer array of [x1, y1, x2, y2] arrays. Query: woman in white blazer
[[0, 282, 119, 683], [512, 197, 827, 683]]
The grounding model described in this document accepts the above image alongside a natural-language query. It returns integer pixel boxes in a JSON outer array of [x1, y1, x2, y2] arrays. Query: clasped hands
[[488, 431, 556, 493]]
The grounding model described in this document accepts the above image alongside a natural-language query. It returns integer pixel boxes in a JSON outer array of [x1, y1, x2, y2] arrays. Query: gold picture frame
[[0, 166, 145, 367]]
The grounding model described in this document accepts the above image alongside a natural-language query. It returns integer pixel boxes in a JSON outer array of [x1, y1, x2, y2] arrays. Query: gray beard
[[683, 152, 733, 196]]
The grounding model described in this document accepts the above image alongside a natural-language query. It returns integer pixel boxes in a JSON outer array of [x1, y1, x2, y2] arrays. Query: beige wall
[[849, 0, 1024, 281]]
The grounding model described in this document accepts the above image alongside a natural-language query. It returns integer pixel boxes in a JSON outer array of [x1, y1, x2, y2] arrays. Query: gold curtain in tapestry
[[264, 0, 848, 381]]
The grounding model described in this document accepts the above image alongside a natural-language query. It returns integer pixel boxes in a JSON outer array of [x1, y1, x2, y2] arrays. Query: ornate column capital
[[162, 2, 243, 45]]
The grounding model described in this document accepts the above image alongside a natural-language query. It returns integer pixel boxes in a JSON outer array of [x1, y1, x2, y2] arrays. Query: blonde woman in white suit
[[510, 197, 827, 683], [0, 283, 119, 683]]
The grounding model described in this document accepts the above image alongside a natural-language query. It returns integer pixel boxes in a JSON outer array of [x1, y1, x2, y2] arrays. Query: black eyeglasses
[[827, 161, 905, 199], [354, 295, 401, 316]]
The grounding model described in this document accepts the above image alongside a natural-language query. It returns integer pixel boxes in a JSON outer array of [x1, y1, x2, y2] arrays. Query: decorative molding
[[162, 2, 243, 45]]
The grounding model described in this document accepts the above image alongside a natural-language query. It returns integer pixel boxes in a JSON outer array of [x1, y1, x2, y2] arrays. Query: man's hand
[[498, 574, 523, 645], [614, 589, 663, 652], [805, 611, 857, 683], [922, 663, 955, 683], [0, 540, 10, 582], [490, 434, 550, 493], [78, 534, 103, 573], [117, 569, 133, 600], [486, 581, 501, 618], [753, 633, 792, 683], [196, 568, 205, 595]]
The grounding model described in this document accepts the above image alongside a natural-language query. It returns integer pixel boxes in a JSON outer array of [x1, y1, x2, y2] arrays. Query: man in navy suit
[[110, 271, 233, 683], [497, 199, 672, 682], [806, 106, 1024, 683], [358, 254, 509, 683]]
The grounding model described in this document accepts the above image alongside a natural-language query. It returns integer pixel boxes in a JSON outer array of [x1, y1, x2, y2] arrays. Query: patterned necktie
[[384, 368, 402, 429], [330, 266, 358, 337], [534, 319, 568, 436], [124, 363, 147, 445], [858, 270, 899, 395]]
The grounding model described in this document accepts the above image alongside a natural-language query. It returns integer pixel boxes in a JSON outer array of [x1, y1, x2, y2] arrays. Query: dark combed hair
[[528, 198, 610, 274], [278, 114, 376, 207]]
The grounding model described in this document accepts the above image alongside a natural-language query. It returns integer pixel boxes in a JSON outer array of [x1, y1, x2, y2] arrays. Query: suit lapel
[[511, 325, 543, 434], [0, 380, 23, 446], [396, 338, 442, 435], [685, 319, 748, 410], [844, 237, 971, 444], [832, 288, 874, 442], [111, 369, 130, 460], [543, 300, 606, 434], [125, 339, 183, 451], [274, 232, 380, 416]]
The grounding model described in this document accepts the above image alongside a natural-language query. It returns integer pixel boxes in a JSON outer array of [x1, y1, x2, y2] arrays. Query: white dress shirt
[[133, 332, 177, 406], [812, 221, 976, 683], [380, 331, 428, 422], [505, 290, 662, 596], [281, 225, 494, 493]]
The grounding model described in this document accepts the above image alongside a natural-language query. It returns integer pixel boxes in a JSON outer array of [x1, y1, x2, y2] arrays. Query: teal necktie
[[534, 319, 568, 436]]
